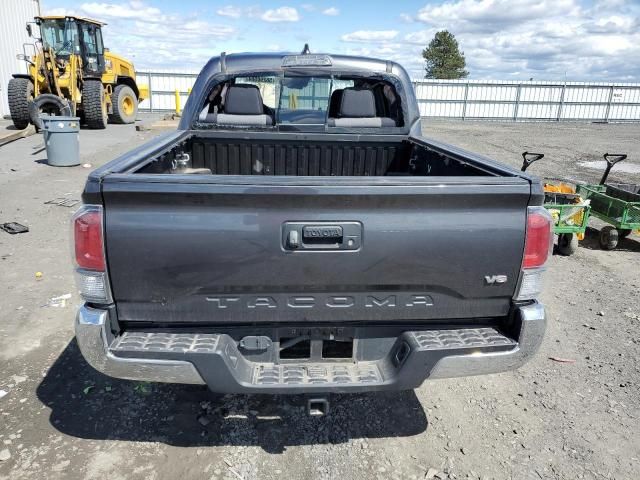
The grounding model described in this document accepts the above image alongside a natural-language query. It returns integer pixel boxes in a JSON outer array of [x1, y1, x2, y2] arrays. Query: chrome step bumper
[[75, 302, 545, 392], [75, 306, 206, 385]]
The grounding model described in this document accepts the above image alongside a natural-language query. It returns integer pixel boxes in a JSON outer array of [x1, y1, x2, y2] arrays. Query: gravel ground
[[0, 119, 639, 480]]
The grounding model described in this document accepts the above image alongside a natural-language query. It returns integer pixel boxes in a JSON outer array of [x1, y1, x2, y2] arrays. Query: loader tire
[[110, 84, 138, 124], [28, 94, 72, 130], [83, 80, 108, 129], [7, 78, 34, 130]]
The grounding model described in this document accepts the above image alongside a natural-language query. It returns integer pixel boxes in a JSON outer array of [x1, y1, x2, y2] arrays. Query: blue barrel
[[41, 116, 80, 167]]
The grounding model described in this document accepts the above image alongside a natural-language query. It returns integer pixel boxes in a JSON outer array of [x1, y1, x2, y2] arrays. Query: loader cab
[[35, 16, 106, 76]]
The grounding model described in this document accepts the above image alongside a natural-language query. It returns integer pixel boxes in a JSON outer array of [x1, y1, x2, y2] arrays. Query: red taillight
[[74, 208, 105, 271], [522, 207, 552, 269]]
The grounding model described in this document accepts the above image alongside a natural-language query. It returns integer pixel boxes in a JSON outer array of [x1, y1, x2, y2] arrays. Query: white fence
[[413, 79, 640, 122], [137, 71, 640, 122]]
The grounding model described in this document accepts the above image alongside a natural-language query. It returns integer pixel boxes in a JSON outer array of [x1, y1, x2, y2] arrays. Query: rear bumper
[[75, 302, 545, 393], [75, 306, 205, 385]]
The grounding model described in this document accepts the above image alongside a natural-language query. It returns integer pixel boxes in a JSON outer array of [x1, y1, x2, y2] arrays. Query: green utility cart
[[576, 154, 640, 250], [521, 152, 591, 256]]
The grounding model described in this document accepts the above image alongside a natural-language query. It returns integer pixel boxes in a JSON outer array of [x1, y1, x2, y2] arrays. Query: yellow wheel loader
[[8, 16, 148, 129]]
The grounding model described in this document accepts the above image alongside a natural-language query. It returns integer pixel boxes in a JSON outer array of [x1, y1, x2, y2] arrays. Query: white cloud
[[80, 1, 161, 19], [404, 29, 437, 45], [46, 7, 77, 16], [322, 7, 339, 16], [261, 6, 300, 22], [341, 30, 399, 43], [216, 5, 243, 19], [588, 15, 636, 33], [416, 0, 580, 27]]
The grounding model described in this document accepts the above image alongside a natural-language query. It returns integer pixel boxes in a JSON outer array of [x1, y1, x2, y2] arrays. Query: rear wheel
[[83, 80, 108, 129], [110, 84, 138, 124], [599, 226, 618, 250], [557, 233, 579, 256], [7, 77, 34, 129]]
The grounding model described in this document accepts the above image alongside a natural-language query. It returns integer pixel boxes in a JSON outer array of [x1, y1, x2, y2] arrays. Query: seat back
[[200, 84, 272, 126], [328, 87, 396, 127]]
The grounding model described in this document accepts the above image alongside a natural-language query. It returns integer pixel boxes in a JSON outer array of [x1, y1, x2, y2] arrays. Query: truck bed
[[131, 132, 508, 177]]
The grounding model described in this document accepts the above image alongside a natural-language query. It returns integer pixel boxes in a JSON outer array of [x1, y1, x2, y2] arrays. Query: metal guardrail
[[137, 71, 640, 122]]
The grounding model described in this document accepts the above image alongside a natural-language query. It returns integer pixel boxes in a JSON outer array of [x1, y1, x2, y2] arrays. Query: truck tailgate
[[102, 176, 530, 324]]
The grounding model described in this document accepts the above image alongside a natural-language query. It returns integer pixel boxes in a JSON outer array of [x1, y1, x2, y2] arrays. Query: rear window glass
[[278, 77, 331, 125], [198, 74, 402, 128]]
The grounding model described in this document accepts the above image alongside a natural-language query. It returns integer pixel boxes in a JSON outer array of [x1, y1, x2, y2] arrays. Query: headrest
[[225, 84, 264, 115], [339, 88, 376, 118]]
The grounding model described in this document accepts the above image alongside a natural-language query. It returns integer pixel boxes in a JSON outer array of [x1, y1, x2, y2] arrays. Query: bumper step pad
[[411, 327, 516, 350], [107, 326, 519, 392], [112, 332, 220, 354], [254, 363, 381, 385]]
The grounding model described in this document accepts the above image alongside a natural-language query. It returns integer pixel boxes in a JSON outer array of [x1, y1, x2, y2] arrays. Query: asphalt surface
[[0, 119, 639, 480]]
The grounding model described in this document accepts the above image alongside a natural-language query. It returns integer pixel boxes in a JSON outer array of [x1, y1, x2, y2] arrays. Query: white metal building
[[0, 0, 40, 118]]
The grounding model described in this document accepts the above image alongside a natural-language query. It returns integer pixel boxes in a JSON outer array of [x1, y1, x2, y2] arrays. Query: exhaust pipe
[[307, 397, 330, 417]]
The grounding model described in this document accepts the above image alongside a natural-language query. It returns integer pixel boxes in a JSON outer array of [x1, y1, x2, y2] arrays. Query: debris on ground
[[0, 222, 29, 234], [135, 123, 151, 132], [426, 467, 440, 479], [44, 198, 80, 208], [35, 271, 43, 280], [224, 459, 244, 480], [45, 293, 71, 308], [0, 449, 11, 462], [133, 382, 151, 395], [82, 163, 92, 168], [549, 357, 576, 364], [0, 390, 8, 399]]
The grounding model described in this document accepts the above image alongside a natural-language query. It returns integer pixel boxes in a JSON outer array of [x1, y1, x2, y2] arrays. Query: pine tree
[[422, 31, 469, 79]]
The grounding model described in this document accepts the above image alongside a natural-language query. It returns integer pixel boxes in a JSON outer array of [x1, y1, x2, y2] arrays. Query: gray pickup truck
[[73, 52, 551, 403]]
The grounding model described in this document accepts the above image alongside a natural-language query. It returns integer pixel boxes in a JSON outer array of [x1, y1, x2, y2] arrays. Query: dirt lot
[[0, 119, 639, 480]]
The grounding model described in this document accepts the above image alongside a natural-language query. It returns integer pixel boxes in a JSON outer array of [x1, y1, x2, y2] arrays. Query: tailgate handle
[[283, 222, 361, 251]]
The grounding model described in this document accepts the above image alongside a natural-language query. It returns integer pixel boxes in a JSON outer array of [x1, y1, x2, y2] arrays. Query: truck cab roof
[[207, 51, 405, 75], [179, 51, 421, 133]]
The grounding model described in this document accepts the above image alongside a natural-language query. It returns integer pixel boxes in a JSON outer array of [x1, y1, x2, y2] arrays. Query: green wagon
[[521, 152, 591, 255], [576, 154, 640, 250]]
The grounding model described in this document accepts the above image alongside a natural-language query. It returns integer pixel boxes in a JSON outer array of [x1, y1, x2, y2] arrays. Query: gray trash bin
[[41, 115, 80, 167]]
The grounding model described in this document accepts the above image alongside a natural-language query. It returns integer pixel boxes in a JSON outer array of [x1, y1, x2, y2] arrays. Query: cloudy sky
[[43, 0, 640, 81]]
